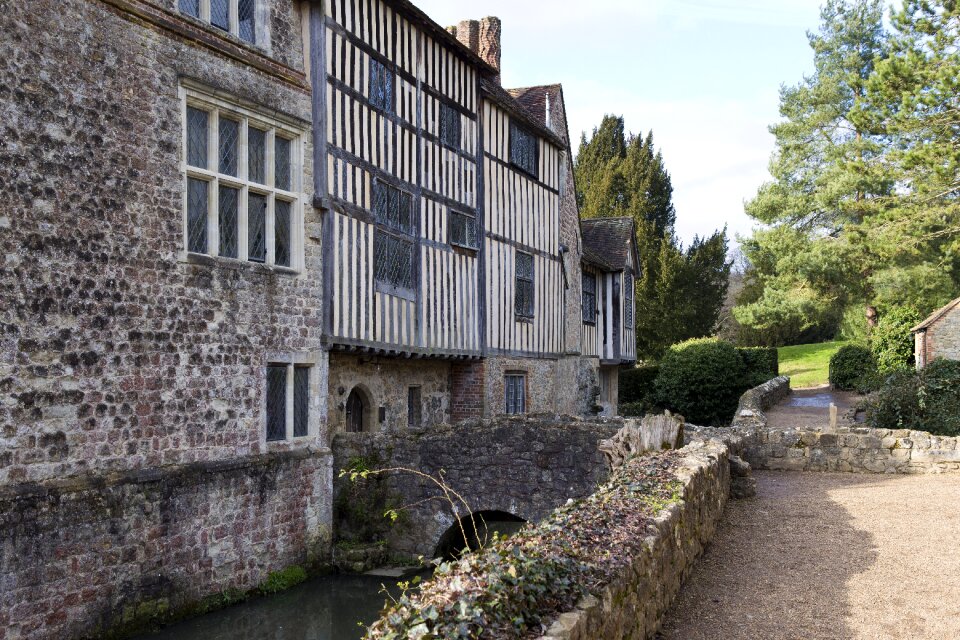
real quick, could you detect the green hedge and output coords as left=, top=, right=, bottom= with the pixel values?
left=619, top=364, right=659, bottom=405
left=872, top=307, right=922, bottom=374
left=829, top=344, right=877, bottom=391
left=738, top=347, right=779, bottom=387
left=654, top=338, right=746, bottom=426
left=867, top=358, right=960, bottom=436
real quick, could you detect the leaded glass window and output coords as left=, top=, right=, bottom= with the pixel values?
left=582, top=273, right=597, bottom=324
left=182, top=88, right=302, bottom=269
left=218, top=186, right=239, bottom=258
left=505, top=374, right=526, bottom=415
left=275, top=200, right=291, bottom=268
left=218, top=117, right=239, bottom=176
left=275, top=136, right=291, bottom=191
left=515, top=252, right=534, bottom=318
left=266, top=365, right=286, bottom=442
left=375, top=233, right=415, bottom=292
left=369, top=59, right=394, bottom=114
left=373, top=180, right=415, bottom=235
left=624, top=275, right=635, bottom=329
left=248, top=127, right=266, bottom=184
left=178, top=0, right=256, bottom=44
left=187, top=178, right=208, bottom=254
left=186, top=107, right=208, bottom=168
left=294, top=367, right=310, bottom=438
left=448, top=210, right=478, bottom=249
left=509, top=121, right=538, bottom=177
left=439, top=102, right=461, bottom=150
left=248, top=193, right=267, bottom=263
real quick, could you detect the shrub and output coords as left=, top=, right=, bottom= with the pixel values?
left=917, top=359, right=960, bottom=436
left=829, top=344, right=877, bottom=391
left=865, top=370, right=922, bottom=429
left=619, top=364, right=659, bottom=405
left=619, top=401, right=648, bottom=417
left=654, top=338, right=745, bottom=426
left=872, top=307, right=922, bottom=374
left=738, top=347, right=779, bottom=387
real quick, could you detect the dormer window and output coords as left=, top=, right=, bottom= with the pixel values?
left=179, top=0, right=257, bottom=44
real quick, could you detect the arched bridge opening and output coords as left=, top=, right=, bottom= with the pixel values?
left=434, top=511, right=527, bottom=560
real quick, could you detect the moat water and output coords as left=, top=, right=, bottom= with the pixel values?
left=135, top=573, right=406, bottom=640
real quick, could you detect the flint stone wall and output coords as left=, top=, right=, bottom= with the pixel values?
left=0, top=450, right=332, bottom=640
left=538, top=439, right=731, bottom=640
left=332, top=416, right=620, bottom=557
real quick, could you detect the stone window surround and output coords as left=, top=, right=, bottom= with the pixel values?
left=264, top=352, right=324, bottom=445
left=179, top=82, right=307, bottom=273
left=504, top=371, right=527, bottom=415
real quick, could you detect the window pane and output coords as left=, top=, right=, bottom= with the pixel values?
left=407, top=387, right=421, bottom=428
left=516, top=252, right=534, bottom=279
left=375, top=233, right=414, bottom=291
left=187, top=178, right=208, bottom=254
left=210, top=0, right=230, bottom=30
left=178, top=0, right=199, bottom=17
left=275, top=199, right=291, bottom=267
left=248, top=193, right=267, bottom=262
left=266, top=365, right=287, bottom=442
left=510, top=122, right=538, bottom=177
left=218, top=186, right=239, bottom=258
left=248, top=127, right=266, bottom=184
left=186, top=106, right=208, bottom=168
left=369, top=59, right=394, bottom=114
left=440, top=103, right=461, bottom=149
left=275, top=136, right=291, bottom=191
left=218, top=117, right=239, bottom=176
left=294, top=367, right=309, bottom=438
left=238, top=0, right=256, bottom=43
left=449, top=211, right=477, bottom=249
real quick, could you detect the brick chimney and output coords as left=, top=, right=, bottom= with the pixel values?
left=447, top=16, right=502, bottom=84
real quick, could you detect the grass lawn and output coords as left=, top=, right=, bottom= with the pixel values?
left=778, top=341, right=848, bottom=388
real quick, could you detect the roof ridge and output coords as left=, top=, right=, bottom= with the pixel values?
left=912, top=296, right=960, bottom=332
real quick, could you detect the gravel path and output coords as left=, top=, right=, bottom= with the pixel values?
left=765, top=386, right=860, bottom=430
left=658, top=471, right=960, bottom=639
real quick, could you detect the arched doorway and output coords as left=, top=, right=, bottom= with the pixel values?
left=345, top=388, right=366, bottom=433
left=434, top=511, right=527, bottom=559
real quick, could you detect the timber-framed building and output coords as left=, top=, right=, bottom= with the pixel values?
left=0, top=1, right=637, bottom=637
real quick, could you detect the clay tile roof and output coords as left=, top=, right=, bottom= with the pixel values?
left=581, top=217, right=637, bottom=272
left=480, top=78, right=566, bottom=148
left=912, top=296, right=960, bottom=332
left=506, top=84, right=561, bottom=128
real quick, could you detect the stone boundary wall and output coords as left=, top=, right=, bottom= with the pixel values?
left=732, top=375, right=792, bottom=430
left=537, top=439, right=730, bottom=640
left=0, top=450, right=332, bottom=640
left=744, top=426, right=960, bottom=474
left=333, top=415, right=620, bottom=557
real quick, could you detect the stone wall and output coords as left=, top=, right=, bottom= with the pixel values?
left=744, top=426, right=960, bottom=474
left=0, top=450, right=332, bottom=640
left=922, top=305, right=960, bottom=365
left=332, top=416, right=620, bottom=556
left=450, top=360, right=485, bottom=422
left=483, top=355, right=600, bottom=418
left=326, top=353, right=451, bottom=434
left=538, top=440, right=730, bottom=640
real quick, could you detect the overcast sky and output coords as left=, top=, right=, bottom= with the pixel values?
left=414, top=0, right=826, bottom=247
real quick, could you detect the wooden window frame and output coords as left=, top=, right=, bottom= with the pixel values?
left=582, top=272, right=597, bottom=325
left=509, top=120, right=539, bottom=179
left=439, top=102, right=461, bottom=151
left=180, top=85, right=306, bottom=272
left=504, top=372, right=527, bottom=415
left=515, top=251, right=535, bottom=320
left=624, top=274, right=635, bottom=330
left=448, top=209, right=479, bottom=251
left=368, top=58, right=396, bottom=115
left=178, top=0, right=258, bottom=44
left=265, top=361, right=314, bottom=443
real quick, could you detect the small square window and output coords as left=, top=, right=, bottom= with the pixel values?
left=369, top=59, right=395, bottom=114
left=448, top=210, right=478, bottom=250
left=373, top=180, right=416, bottom=236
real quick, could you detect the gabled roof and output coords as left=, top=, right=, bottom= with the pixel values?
left=507, top=84, right=574, bottom=149
left=912, top=296, right=960, bottom=332
left=580, top=217, right=639, bottom=273
left=480, top=79, right=566, bottom=149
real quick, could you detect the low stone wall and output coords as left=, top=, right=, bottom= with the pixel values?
left=537, top=440, right=730, bottom=640
left=0, top=450, right=332, bottom=640
left=332, top=415, right=620, bottom=557
left=732, top=375, right=791, bottom=429
left=745, top=426, right=960, bottom=474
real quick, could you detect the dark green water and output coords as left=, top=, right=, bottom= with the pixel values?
left=135, top=574, right=402, bottom=640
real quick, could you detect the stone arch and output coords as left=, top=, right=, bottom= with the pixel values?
left=345, top=384, right=376, bottom=433
left=434, top=510, right=527, bottom=559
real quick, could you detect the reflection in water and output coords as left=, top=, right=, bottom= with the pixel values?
left=786, top=393, right=835, bottom=408
left=135, top=574, right=402, bottom=640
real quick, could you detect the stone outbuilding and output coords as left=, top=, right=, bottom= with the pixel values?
left=912, top=297, right=960, bottom=369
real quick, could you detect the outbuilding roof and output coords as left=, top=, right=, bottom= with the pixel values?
left=581, top=217, right=639, bottom=273
left=912, top=296, right=960, bottom=332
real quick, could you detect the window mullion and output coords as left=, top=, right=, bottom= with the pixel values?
left=201, top=0, right=210, bottom=22
left=266, top=194, right=276, bottom=265
left=266, top=129, right=276, bottom=189
left=239, top=185, right=249, bottom=261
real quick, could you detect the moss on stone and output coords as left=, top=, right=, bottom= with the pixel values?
left=258, top=565, right=308, bottom=594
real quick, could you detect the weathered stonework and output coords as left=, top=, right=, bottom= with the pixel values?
left=914, top=298, right=960, bottom=368
left=332, top=416, right=620, bottom=557
left=483, top=355, right=600, bottom=417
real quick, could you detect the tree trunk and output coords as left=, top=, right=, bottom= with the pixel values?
left=866, top=304, right=878, bottom=329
